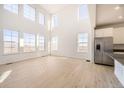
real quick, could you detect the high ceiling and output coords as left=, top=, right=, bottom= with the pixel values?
left=40, top=4, right=70, bottom=14
left=40, top=4, right=124, bottom=27
left=96, top=4, right=124, bottom=27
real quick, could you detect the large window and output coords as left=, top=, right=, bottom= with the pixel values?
left=3, top=29, right=19, bottom=54
left=24, top=33, right=35, bottom=52
left=23, top=5, right=35, bottom=21
left=51, top=36, right=58, bottom=51
left=39, top=13, right=45, bottom=25
left=51, top=15, right=58, bottom=28
left=4, top=4, right=18, bottom=14
left=39, top=36, right=45, bottom=51
left=77, top=33, right=88, bottom=52
left=78, top=5, right=89, bottom=20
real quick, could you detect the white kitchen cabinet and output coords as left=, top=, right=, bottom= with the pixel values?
left=113, top=27, right=124, bottom=44
left=95, top=28, right=113, bottom=37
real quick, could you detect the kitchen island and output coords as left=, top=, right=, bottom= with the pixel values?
left=105, top=52, right=124, bottom=86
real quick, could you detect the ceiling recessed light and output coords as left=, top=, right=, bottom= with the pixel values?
left=118, top=16, right=123, bottom=19
left=115, top=6, right=120, bottom=10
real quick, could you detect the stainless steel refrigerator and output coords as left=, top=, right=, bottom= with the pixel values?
left=94, top=37, right=114, bottom=66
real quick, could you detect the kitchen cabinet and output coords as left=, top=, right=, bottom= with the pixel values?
left=95, top=28, right=113, bottom=37
left=113, top=27, right=124, bottom=44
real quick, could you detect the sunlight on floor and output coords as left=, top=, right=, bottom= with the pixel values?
left=0, top=70, right=12, bottom=83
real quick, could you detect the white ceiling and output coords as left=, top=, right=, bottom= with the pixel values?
left=40, top=4, right=124, bottom=27
left=96, top=4, right=124, bottom=26
left=40, top=4, right=70, bottom=14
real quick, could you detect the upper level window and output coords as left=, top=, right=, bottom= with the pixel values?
left=24, top=33, right=35, bottom=52
left=3, top=29, right=19, bottom=54
left=23, top=5, right=35, bottom=21
left=51, top=36, right=58, bottom=51
left=4, top=4, right=18, bottom=14
left=39, top=13, right=45, bottom=25
left=78, top=5, right=89, bottom=20
left=51, top=15, right=58, bottom=28
left=77, top=33, right=88, bottom=52
left=39, top=36, right=45, bottom=51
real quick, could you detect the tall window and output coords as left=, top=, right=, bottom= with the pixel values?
left=39, top=13, right=45, bottom=25
left=24, top=33, right=35, bottom=52
left=3, top=29, right=19, bottom=54
left=52, top=15, right=58, bottom=28
left=77, top=33, right=88, bottom=52
left=78, top=5, right=89, bottom=20
left=51, top=36, right=58, bottom=51
left=4, top=4, right=18, bottom=14
left=39, top=36, right=45, bottom=51
left=23, top=5, right=35, bottom=21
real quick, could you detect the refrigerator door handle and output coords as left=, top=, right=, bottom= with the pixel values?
left=96, top=44, right=101, bottom=51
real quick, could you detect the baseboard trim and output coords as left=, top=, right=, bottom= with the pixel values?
left=0, top=55, right=49, bottom=66
left=50, top=54, right=90, bottom=61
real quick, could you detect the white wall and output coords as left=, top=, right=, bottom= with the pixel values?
left=87, top=5, right=96, bottom=62
left=0, top=4, right=50, bottom=65
left=51, top=5, right=96, bottom=60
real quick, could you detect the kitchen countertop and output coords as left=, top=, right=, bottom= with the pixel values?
left=105, top=52, right=124, bottom=66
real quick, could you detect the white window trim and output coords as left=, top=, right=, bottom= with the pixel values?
left=51, top=15, right=58, bottom=29
left=38, top=36, right=45, bottom=51
left=51, top=36, right=58, bottom=51
left=39, top=12, right=45, bottom=25
left=3, top=29, right=19, bottom=55
left=78, top=4, right=89, bottom=21
left=23, top=33, right=36, bottom=53
left=3, top=4, right=19, bottom=15
left=23, top=4, right=36, bottom=21
left=77, top=32, right=88, bottom=53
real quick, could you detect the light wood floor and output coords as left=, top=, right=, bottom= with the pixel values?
left=0, top=56, right=123, bottom=88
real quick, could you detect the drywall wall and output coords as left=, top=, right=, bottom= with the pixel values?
left=88, top=4, right=96, bottom=62
left=51, top=5, right=96, bottom=60
left=0, top=4, right=50, bottom=65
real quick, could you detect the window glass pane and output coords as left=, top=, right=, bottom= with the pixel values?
left=4, top=48, right=11, bottom=54
left=3, top=29, right=18, bottom=54
left=11, top=48, right=18, bottom=53
left=24, top=33, right=35, bottom=52
left=4, top=35, right=11, bottom=41
left=77, top=33, right=88, bottom=52
left=52, top=15, right=58, bottom=28
left=39, top=13, right=45, bottom=25
left=39, top=36, right=45, bottom=51
left=51, top=36, right=58, bottom=51
left=79, top=5, right=89, bottom=19
left=78, top=33, right=88, bottom=42
left=23, top=5, right=35, bottom=21
left=4, top=4, right=18, bottom=14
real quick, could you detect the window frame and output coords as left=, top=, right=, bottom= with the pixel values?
left=23, top=4, right=36, bottom=21
left=3, top=29, right=19, bottom=55
left=3, top=4, right=19, bottom=15
left=23, top=33, right=36, bottom=53
left=77, top=32, right=88, bottom=53
left=39, top=12, right=45, bottom=25
left=38, top=36, right=45, bottom=51
left=51, top=15, right=58, bottom=28
left=51, top=36, right=58, bottom=51
left=78, top=4, right=89, bottom=20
